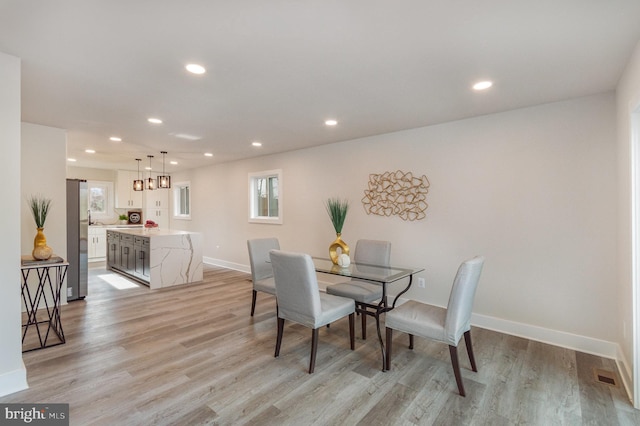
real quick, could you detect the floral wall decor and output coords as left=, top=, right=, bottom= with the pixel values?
left=361, top=170, right=430, bottom=221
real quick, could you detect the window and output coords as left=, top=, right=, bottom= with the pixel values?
left=173, top=181, right=191, bottom=220
left=87, top=180, right=113, bottom=220
left=249, top=169, right=282, bottom=224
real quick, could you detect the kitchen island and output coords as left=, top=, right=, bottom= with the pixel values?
left=106, top=228, right=203, bottom=289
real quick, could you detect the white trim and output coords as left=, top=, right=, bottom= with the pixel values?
left=172, top=181, right=191, bottom=220
left=471, top=312, right=618, bottom=359
left=631, top=100, right=640, bottom=408
left=248, top=169, right=283, bottom=225
left=203, top=256, right=249, bottom=274
left=618, top=344, right=634, bottom=404
left=87, top=180, right=114, bottom=220
left=0, top=362, right=28, bottom=397
left=389, top=297, right=619, bottom=359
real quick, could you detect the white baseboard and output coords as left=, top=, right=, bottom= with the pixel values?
left=471, top=312, right=634, bottom=404
left=0, top=362, right=28, bottom=397
left=203, top=257, right=249, bottom=274
left=471, top=312, right=618, bottom=359
left=616, top=345, right=634, bottom=405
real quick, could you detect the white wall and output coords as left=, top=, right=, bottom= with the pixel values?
left=172, top=93, right=617, bottom=353
left=616, top=39, right=640, bottom=406
left=0, top=52, right=27, bottom=397
left=21, top=123, right=67, bottom=262
left=67, top=166, right=117, bottom=183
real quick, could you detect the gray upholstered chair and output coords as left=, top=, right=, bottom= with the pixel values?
left=247, top=238, right=280, bottom=316
left=385, top=256, right=484, bottom=397
left=269, top=249, right=355, bottom=373
left=326, top=239, right=391, bottom=339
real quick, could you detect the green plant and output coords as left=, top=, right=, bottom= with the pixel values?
left=28, top=195, right=52, bottom=228
left=325, top=197, right=349, bottom=234
left=119, top=214, right=128, bottom=220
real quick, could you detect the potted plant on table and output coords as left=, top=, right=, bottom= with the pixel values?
left=118, top=214, right=129, bottom=225
left=325, top=197, right=350, bottom=265
left=28, top=195, right=53, bottom=260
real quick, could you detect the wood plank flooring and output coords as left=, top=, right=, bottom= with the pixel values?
left=2, top=263, right=639, bottom=425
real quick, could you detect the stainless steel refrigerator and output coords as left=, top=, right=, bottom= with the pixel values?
left=66, top=179, right=88, bottom=300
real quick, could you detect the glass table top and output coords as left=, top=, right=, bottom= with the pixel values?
left=312, top=257, right=424, bottom=284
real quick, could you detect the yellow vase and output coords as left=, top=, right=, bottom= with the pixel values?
left=32, top=227, right=53, bottom=260
left=329, top=233, right=350, bottom=265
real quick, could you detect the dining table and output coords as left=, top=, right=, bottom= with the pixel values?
left=312, top=257, right=424, bottom=371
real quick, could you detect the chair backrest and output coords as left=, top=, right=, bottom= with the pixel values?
left=353, top=239, right=391, bottom=266
left=444, top=256, right=485, bottom=345
left=269, top=250, right=321, bottom=328
left=247, top=238, right=280, bottom=284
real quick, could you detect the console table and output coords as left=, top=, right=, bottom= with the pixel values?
left=21, top=255, right=68, bottom=352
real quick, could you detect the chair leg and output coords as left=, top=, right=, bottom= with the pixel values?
left=385, top=327, right=393, bottom=371
left=349, top=313, right=355, bottom=350
left=409, top=334, right=414, bottom=349
left=360, top=304, right=367, bottom=340
left=275, top=318, right=284, bottom=357
left=251, top=290, right=257, bottom=316
left=464, top=330, right=478, bottom=372
left=449, top=345, right=466, bottom=397
left=309, top=328, right=319, bottom=374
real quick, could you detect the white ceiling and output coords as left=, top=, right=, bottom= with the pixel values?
left=1, top=1, right=639, bottom=173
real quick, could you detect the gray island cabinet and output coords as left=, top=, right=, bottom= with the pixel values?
left=107, top=229, right=203, bottom=289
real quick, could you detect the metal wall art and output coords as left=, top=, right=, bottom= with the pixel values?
left=361, top=170, right=430, bottom=221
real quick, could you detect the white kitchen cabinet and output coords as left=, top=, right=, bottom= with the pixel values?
left=144, top=208, right=169, bottom=229
left=88, top=227, right=107, bottom=261
left=116, top=170, right=143, bottom=209
left=144, top=186, right=169, bottom=209
left=143, top=187, right=170, bottom=228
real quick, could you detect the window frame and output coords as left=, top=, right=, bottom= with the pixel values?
left=87, top=180, right=114, bottom=220
left=248, top=169, right=283, bottom=225
left=172, top=181, right=191, bottom=220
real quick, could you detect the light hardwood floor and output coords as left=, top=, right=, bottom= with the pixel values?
left=3, top=263, right=639, bottom=425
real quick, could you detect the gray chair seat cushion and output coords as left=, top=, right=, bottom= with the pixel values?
left=316, top=292, right=355, bottom=328
left=326, top=279, right=383, bottom=303
left=253, top=277, right=276, bottom=294
left=385, top=300, right=450, bottom=344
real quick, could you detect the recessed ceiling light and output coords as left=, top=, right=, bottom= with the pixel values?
left=204, top=152, right=213, bottom=157
left=109, top=136, right=122, bottom=142
left=325, top=119, right=338, bottom=126
left=67, top=158, right=77, bottom=162
left=252, top=141, right=262, bottom=147
left=170, top=161, right=178, bottom=165
left=472, top=81, right=493, bottom=91
left=145, top=166, right=152, bottom=170
left=148, top=118, right=163, bottom=124
left=186, top=63, right=206, bottom=74
left=170, top=133, right=202, bottom=141
left=85, top=149, right=95, bottom=154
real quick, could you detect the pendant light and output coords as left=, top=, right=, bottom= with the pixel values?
left=145, top=155, right=156, bottom=190
left=157, top=151, right=171, bottom=189
left=133, top=159, right=144, bottom=191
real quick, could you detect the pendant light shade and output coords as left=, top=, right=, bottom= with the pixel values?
left=133, top=158, right=144, bottom=191
left=157, top=151, right=171, bottom=189
left=146, top=155, right=156, bottom=190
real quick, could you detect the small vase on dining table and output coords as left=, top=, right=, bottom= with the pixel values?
left=329, top=233, right=350, bottom=265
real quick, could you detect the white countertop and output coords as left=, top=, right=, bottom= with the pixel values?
left=107, top=228, right=201, bottom=237
left=90, top=224, right=143, bottom=228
